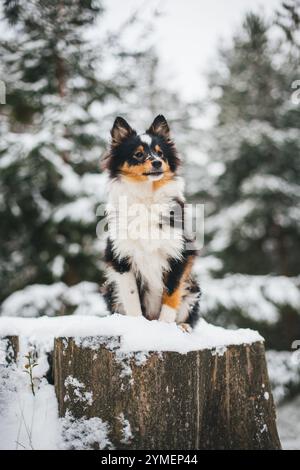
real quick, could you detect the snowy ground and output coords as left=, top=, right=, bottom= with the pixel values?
left=0, top=339, right=59, bottom=450
left=277, top=396, right=300, bottom=450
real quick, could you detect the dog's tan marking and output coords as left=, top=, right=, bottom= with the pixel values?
left=152, top=162, right=173, bottom=190
left=121, top=159, right=174, bottom=187
left=152, top=172, right=174, bottom=190
left=162, top=256, right=194, bottom=311
left=162, top=286, right=182, bottom=309
left=155, top=144, right=162, bottom=153
left=120, top=161, right=152, bottom=182
left=135, top=145, right=144, bottom=153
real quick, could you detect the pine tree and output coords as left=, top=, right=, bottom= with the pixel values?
left=276, top=0, right=300, bottom=53
left=0, top=0, right=147, bottom=302
left=207, top=13, right=300, bottom=277
left=199, top=14, right=300, bottom=392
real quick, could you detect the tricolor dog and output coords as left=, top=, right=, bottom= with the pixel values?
left=102, top=115, right=201, bottom=331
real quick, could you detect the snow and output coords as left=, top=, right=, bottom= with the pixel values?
left=52, top=172, right=108, bottom=224
left=60, top=412, right=112, bottom=450
left=0, top=283, right=67, bottom=318
left=119, top=412, right=133, bottom=444
left=0, top=282, right=107, bottom=318
left=0, top=338, right=59, bottom=450
left=0, top=314, right=263, bottom=354
left=277, top=395, right=300, bottom=450
left=0, top=378, right=59, bottom=450
left=80, top=173, right=108, bottom=200
left=64, top=376, right=93, bottom=407
left=40, top=147, right=107, bottom=201
left=212, top=121, right=300, bottom=163
left=51, top=256, right=64, bottom=278
left=241, top=174, right=300, bottom=199
left=206, top=199, right=257, bottom=251
left=266, top=350, right=300, bottom=404
left=200, top=274, right=300, bottom=324
left=53, top=197, right=96, bottom=224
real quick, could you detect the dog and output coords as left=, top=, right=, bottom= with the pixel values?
left=102, top=115, right=201, bottom=331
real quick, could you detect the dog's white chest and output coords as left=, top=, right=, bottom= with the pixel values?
left=106, top=178, right=184, bottom=302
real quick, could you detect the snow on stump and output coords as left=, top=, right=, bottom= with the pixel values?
left=53, top=317, right=281, bottom=450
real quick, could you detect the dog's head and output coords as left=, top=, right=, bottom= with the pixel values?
left=104, top=115, right=180, bottom=182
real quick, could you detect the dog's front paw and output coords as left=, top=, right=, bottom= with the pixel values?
left=159, top=304, right=176, bottom=323
left=178, top=323, right=192, bottom=334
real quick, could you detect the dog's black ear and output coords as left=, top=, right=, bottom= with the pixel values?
left=111, top=117, right=136, bottom=145
left=147, top=115, right=170, bottom=140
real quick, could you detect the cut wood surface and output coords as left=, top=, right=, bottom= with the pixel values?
left=54, top=335, right=281, bottom=450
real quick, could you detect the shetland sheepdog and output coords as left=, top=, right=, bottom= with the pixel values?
left=102, top=115, right=200, bottom=331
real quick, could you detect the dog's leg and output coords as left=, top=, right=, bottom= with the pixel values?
left=113, top=271, right=143, bottom=317
left=159, top=286, right=183, bottom=323
left=105, top=238, right=142, bottom=317
left=159, top=252, right=193, bottom=323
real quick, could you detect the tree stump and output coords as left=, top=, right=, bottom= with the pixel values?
left=1, top=335, right=19, bottom=364
left=54, top=336, right=281, bottom=450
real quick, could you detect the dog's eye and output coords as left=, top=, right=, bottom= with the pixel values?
left=156, top=150, right=163, bottom=157
left=134, top=152, right=144, bottom=159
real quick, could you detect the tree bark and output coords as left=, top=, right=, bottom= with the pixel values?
left=2, top=335, right=19, bottom=364
left=54, top=336, right=281, bottom=450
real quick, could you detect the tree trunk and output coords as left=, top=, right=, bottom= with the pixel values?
left=54, top=336, right=281, bottom=450
left=2, top=335, right=19, bottom=364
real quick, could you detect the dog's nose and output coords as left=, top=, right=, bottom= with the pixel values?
left=152, top=160, right=162, bottom=169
